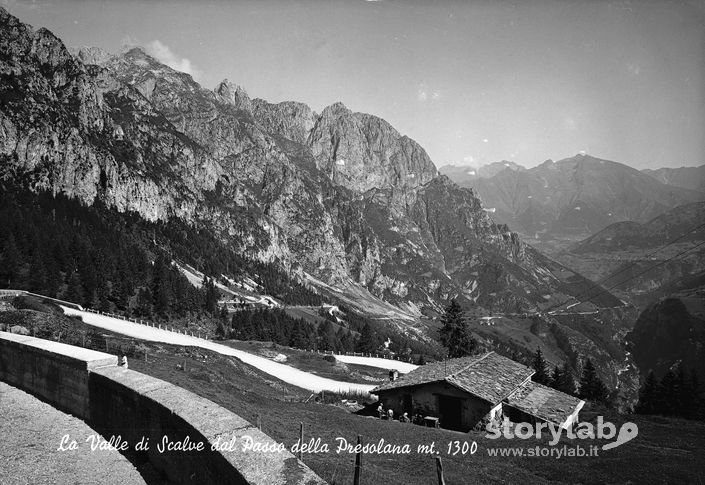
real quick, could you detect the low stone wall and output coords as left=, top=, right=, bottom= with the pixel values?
left=0, top=331, right=325, bottom=484
left=0, top=332, right=116, bottom=417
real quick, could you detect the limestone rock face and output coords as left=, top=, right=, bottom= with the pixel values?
left=214, top=79, right=252, bottom=113
left=0, top=9, right=218, bottom=223
left=308, top=102, right=437, bottom=197
left=72, top=46, right=113, bottom=66
left=252, top=99, right=315, bottom=145
left=0, top=6, right=612, bottom=323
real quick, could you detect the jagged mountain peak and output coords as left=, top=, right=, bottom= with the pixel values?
left=117, top=46, right=197, bottom=84
left=308, top=102, right=437, bottom=194
left=123, top=46, right=152, bottom=60
left=319, top=101, right=351, bottom=117
left=0, top=9, right=75, bottom=75
left=0, top=6, right=616, bottom=317
left=72, top=46, right=113, bottom=66
left=214, top=78, right=252, bottom=111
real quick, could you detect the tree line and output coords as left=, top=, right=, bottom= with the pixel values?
left=531, top=347, right=610, bottom=404
left=227, top=308, right=357, bottom=352
left=0, top=188, right=321, bottom=322
left=635, top=365, right=704, bottom=421
left=226, top=306, right=442, bottom=363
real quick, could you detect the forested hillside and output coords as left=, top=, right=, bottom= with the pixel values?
left=0, top=187, right=321, bottom=319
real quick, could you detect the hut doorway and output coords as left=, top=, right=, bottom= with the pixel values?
left=438, top=395, right=463, bottom=431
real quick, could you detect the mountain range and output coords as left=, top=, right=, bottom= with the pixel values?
left=0, top=7, right=623, bottom=325
left=441, top=156, right=703, bottom=245
left=642, top=165, right=705, bottom=193
left=0, top=7, right=657, bottom=404
left=437, top=160, right=525, bottom=185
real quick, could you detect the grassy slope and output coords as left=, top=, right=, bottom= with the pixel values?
left=129, top=350, right=705, bottom=485
left=2, top=308, right=704, bottom=484
left=220, top=340, right=390, bottom=384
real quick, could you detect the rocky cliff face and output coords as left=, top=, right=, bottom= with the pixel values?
left=0, top=10, right=220, bottom=223
left=307, top=103, right=438, bottom=197
left=0, top=7, right=645, bottom=404
left=1, top=7, right=623, bottom=326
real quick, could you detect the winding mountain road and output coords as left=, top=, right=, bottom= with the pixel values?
left=60, top=306, right=376, bottom=394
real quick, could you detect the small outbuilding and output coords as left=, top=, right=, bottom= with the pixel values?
left=372, top=352, right=583, bottom=431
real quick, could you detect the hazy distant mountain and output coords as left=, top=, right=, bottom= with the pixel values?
left=571, top=201, right=705, bottom=253
left=457, top=154, right=703, bottom=242
left=552, top=202, right=705, bottom=309
left=439, top=160, right=525, bottom=186
left=642, top=165, right=705, bottom=192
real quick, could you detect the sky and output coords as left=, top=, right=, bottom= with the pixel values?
left=4, top=0, right=705, bottom=170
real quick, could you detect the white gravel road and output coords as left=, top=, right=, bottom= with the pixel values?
left=332, top=354, right=417, bottom=373
left=61, top=307, right=376, bottom=394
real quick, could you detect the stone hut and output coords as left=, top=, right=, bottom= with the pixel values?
left=372, top=352, right=584, bottom=431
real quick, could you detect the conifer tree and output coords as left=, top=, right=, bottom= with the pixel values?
left=553, top=363, right=575, bottom=395
left=65, top=271, right=84, bottom=304
left=357, top=323, right=381, bottom=353
left=317, top=320, right=337, bottom=351
left=635, top=371, right=660, bottom=415
left=439, top=299, right=476, bottom=358
left=215, top=320, right=226, bottom=340
left=203, top=276, right=219, bottom=315
left=152, top=256, right=171, bottom=317
left=578, top=359, right=610, bottom=404
left=532, top=348, right=549, bottom=384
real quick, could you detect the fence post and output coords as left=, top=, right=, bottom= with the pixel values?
left=353, top=435, right=362, bottom=485
left=435, top=456, right=446, bottom=485
left=299, top=422, right=304, bottom=461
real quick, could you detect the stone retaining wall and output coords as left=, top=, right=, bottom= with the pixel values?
left=0, top=331, right=325, bottom=484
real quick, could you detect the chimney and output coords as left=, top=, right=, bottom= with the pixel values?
left=389, top=370, right=399, bottom=381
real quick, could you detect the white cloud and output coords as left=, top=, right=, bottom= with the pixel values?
left=417, top=83, right=441, bottom=102
left=144, top=40, right=201, bottom=80
left=482, top=138, right=489, bottom=143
